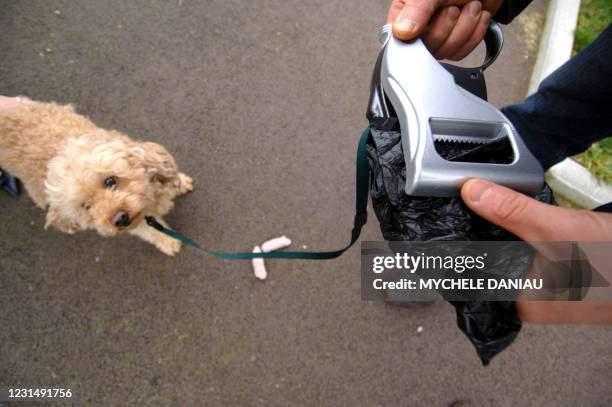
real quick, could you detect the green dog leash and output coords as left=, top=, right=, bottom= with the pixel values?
left=145, top=127, right=371, bottom=260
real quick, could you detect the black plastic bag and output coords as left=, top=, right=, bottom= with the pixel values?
left=365, top=116, right=555, bottom=365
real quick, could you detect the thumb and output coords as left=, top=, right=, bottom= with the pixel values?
left=391, top=0, right=442, bottom=41
left=460, top=179, right=612, bottom=241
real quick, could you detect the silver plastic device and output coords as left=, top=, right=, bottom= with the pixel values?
left=378, top=24, right=544, bottom=197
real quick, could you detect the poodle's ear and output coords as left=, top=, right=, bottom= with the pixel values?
left=45, top=206, right=79, bottom=234
left=130, top=141, right=178, bottom=184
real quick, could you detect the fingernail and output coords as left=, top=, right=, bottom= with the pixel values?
left=394, top=16, right=418, bottom=34
left=467, top=1, right=482, bottom=17
left=446, top=6, right=460, bottom=22
left=465, top=179, right=492, bottom=204
left=481, top=11, right=491, bottom=26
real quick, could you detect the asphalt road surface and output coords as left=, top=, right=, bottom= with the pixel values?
left=1, top=0, right=610, bottom=406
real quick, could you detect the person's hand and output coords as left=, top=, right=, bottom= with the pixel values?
left=461, top=178, right=612, bottom=324
left=461, top=179, right=612, bottom=241
left=386, top=0, right=503, bottom=60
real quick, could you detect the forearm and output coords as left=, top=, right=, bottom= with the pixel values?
left=502, top=25, right=612, bottom=170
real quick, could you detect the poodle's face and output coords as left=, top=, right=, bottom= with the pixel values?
left=44, top=132, right=157, bottom=236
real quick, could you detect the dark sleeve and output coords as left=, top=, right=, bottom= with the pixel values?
left=501, top=25, right=612, bottom=170
left=494, top=0, right=533, bottom=24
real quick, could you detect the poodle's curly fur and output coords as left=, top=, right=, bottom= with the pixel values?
left=0, top=99, right=193, bottom=255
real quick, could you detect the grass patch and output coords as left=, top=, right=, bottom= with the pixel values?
left=575, top=137, right=612, bottom=184
left=572, top=0, right=611, bottom=183
left=573, top=0, right=612, bottom=53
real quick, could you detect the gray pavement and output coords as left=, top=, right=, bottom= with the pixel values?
left=1, top=1, right=610, bottom=406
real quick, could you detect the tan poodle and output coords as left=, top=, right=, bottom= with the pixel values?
left=0, top=96, right=193, bottom=255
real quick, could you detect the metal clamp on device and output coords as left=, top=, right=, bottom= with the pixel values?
left=371, top=22, right=543, bottom=197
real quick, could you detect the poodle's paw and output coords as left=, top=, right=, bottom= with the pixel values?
left=155, top=234, right=182, bottom=256
left=178, top=173, right=194, bottom=194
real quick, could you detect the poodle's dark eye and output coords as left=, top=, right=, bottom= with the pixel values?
left=82, top=202, right=91, bottom=210
left=104, top=176, right=118, bottom=188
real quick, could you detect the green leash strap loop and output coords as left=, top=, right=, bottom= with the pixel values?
left=146, top=127, right=370, bottom=260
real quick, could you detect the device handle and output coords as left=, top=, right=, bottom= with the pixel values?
left=480, top=20, right=504, bottom=71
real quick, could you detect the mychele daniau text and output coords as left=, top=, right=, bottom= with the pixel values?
left=373, top=278, right=543, bottom=291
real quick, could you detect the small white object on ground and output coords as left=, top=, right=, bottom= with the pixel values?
left=261, top=236, right=292, bottom=253
left=416, top=326, right=424, bottom=334
left=251, top=236, right=293, bottom=280
left=251, top=246, right=267, bottom=280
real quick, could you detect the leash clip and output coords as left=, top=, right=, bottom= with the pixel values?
left=145, top=216, right=164, bottom=231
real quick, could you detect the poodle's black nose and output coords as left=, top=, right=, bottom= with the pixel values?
left=111, top=211, right=131, bottom=227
